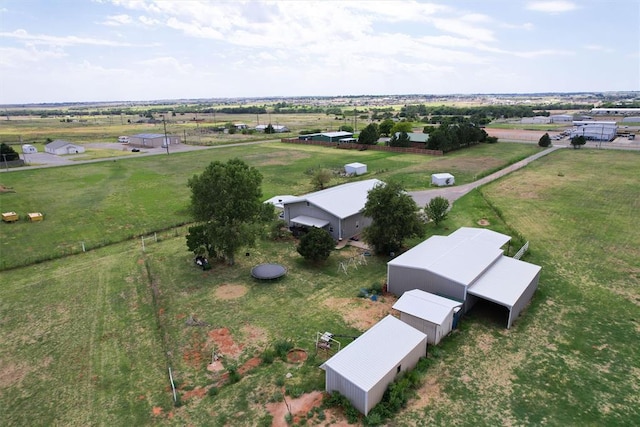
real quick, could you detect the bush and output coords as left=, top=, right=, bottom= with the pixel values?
left=226, top=365, right=241, bottom=384
left=297, top=227, right=335, bottom=263
left=274, top=340, right=294, bottom=360
left=261, top=349, right=276, bottom=364
left=208, top=386, right=218, bottom=397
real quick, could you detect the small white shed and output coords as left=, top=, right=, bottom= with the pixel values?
left=345, top=162, right=367, bottom=176
left=431, top=173, right=455, bottom=186
left=393, top=290, right=462, bottom=345
left=321, top=315, right=427, bottom=415
left=22, top=144, right=37, bottom=154
left=45, top=140, right=85, bottom=155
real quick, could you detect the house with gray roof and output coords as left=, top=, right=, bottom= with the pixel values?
left=302, top=131, right=354, bottom=143
left=282, top=179, right=383, bottom=241
left=44, top=140, right=85, bottom=155
left=387, top=227, right=541, bottom=328
left=321, top=315, right=427, bottom=416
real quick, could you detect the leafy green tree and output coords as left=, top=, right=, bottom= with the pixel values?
left=264, top=123, right=275, bottom=134
left=0, top=143, right=20, bottom=161
left=390, top=121, right=413, bottom=134
left=339, top=124, right=354, bottom=133
left=538, top=133, right=552, bottom=147
left=424, top=196, right=450, bottom=226
left=187, top=158, right=270, bottom=265
left=378, top=118, right=395, bottom=136
left=571, top=135, right=586, bottom=149
left=297, top=227, right=335, bottom=262
left=389, top=131, right=412, bottom=147
left=358, top=123, right=380, bottom=145
left=310, top=168, right=332, bottom=190
left=362, top=181, right=425, bottom=254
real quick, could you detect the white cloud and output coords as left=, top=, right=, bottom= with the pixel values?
left=136, top=56, right=194, bottom=74
left=584, top=44, right=614, bottom=53
left=526, top=1, right=578, bottom=13
left=0, top=46, right=66, bottom=67
left=102, top=14, right=133, bottom=26
left=0, top=29, right=156, bottom=47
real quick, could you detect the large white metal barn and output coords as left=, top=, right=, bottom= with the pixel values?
left=387, top=227, right=541, bottom=329
left=570, top=121, right=617, bottom=141
left=321, top=315, right=427, bottom=416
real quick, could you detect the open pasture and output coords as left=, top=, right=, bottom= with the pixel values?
left=0, top=141, right=539, bottom=269
left=1, top=148, right=638, bottom=425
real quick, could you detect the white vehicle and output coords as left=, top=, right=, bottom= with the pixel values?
left=118, top=136, right=129, bottom=143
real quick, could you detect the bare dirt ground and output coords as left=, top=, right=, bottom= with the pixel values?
left=323, top=294, right=398, bottom=331
left=214, top=283, right=248, bottom=300
left=485, top=127, right=562, bottom=143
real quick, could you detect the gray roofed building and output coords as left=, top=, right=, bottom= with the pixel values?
left=44, top=140, right=85, bottom=155
left=387, top=227, right=541, bottom=328
left=283, top=179, right=384, bottom=240
left=321, top=315, right=427, bottom=415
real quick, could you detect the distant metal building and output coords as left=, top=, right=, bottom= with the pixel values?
left=129, top=133, right=181, bottom=148
left=570, top=121, right=617, bottom=141
left=321, top=315, right=427, bottom=416
left=303, top=131, right=353, bottom=143
left=44, top=140, right=85, bottom=155
left=387, top=227, right=541, bottom=329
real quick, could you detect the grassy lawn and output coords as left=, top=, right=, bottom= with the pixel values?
left=0, top=141, right=539, bottom=270
left=1, top=146, right=638, bottom=426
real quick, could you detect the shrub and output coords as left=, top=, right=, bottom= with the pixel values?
left=226, top=365, right=241, bottom=384
left=261, top=349, right=276, bottom=364
left=274, top=340, right=294, bottom=360
left=208, top=386, right=218, bottom=397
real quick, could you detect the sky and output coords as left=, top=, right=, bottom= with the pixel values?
left=0, top=0, right=638, bottom=104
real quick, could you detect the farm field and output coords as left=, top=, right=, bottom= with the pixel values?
left=1, top=146, right=639, bottom=426
left=0, top=141, right=539, bottom=270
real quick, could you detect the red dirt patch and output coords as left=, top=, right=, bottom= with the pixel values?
left=182, top=386, right=207, bottom=401
left=286, top=348, right=308, bottom=364
left=477, top=218, right=490, bottom=226
left=238, top=356, right=262, bottom=375
left=183, top=330, right=207, bottom=368
left=208, top=327, right=243, bottom=358
left=152, top=406, right=163, bottom=416
left=267, top=391, right=326, bottom=427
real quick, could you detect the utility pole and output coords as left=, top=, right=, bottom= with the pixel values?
left=162, top=115, right=169, bottom=155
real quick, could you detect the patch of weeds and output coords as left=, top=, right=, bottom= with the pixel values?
left=261, top=349, right=276, bottom=364
left=257, top=414, right=273, bottom=427
left=285, top=385, right=304, bottom=398
left=275, top=377, right=285, bottom=387
left=207, top=386, right=218, bottom=397
left=274, top=339, right=294, bottom=360
left=284, top=412, right=293, bottom=425
left=226, top=365, right=241, bottom=384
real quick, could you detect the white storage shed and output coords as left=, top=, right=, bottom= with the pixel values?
left=345, top=162, right=367, bottom=176
left=321, top=315, right=427, bottom=416
left=431, top=173, right=455, bottom=186
left=393, top=290, right=462, bottom=345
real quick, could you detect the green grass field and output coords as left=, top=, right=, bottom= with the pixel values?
left=1, top=145, right=638, bottom=426
left=0, top=141, right=539, bottom=270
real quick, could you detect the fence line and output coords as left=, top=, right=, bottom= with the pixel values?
left=514, top=241, right=529, bottom=260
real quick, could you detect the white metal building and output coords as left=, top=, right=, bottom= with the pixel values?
left=22, top=144, right=37, bottom=154
left=591, top=108, right=640, bottom=115
left=44, top=140, right=85, bottom=155
left=345, top=162, right=367, bottom=176
left=283, top=179, right=383, bottom=241
left=321, top=315, right=427, bottom=416
left=129, top=133, right=181, bottom=148
left=570, top=121, right=617, bottom=141
left=393, top=290, right=462, bottom=345
left=387, top=227, right=541, bottom=328
left=431, top=173, right=455, bottom=186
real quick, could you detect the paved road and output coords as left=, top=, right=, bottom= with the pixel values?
left=409, top=146, right=563, bottom=206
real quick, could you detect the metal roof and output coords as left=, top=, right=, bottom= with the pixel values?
left=322, top=131, right=353, bottom=138
left=467, top=256, right=541, bottom=308
left=132, top=133, right=166, bottom=138
left=393, top=290, right=461, bottom=325
left=320, top=315, right=426, bottom=392
left=345, top=162, right=366, bottom=168
left=387, top=234, right=504, bottom=286
left=290, top=215, right=330, bottom=228
left=290, top=179, right=384, bottom=219
left=46, top=140, right=79, bottom=149
left=263, top=195, right=297, bottom=209
left=431, top=173, right=454, bottom=179
left=448, top=227, right=511, bottom=248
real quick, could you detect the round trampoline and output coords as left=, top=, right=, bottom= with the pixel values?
left=251, top=263, right=287, bottom=280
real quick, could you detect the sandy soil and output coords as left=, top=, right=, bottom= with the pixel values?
left=214, top=283, right=248, bottom=300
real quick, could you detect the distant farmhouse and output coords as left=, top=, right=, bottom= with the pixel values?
left=255, top=124, right=289, bottom=133
left=591, top=107, right=640, bottom=116
left=45, top=140, right=85, bottom=155
left=387, top=227, right=541, bottom=329
left=129, top=133, right=181, bottom=148
left=282, top=179, right=383, bottom=241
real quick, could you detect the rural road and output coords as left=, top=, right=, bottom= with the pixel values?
left=408, top=146, right=563, bottom=206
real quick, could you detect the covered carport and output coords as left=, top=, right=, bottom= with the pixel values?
left=467, top=256, right=542, bottom=329
left=289, top=215, right=330, bottom=228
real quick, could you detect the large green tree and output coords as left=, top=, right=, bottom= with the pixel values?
left=389, top=131, right=412, bottom=147
left=362, top=181, right=425, bottom=255
left=571, top=135, right=586, bottom=149
left=0, top=143, right=19, bottom=161
left=297, top=227, right=335, bottom=263
left=390, top=121, right=413, bottom=134
left=358, top=123, right=380, bottom=145
left=378, top=118, right=395, bottom=136
left=187, top=158, right=271, bottom=265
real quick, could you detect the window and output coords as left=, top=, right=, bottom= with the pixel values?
left=356, top=221, right=359, bottom=229
left=397, top=365, right=401, bottom=374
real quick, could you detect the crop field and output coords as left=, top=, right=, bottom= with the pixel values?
left=1, top=144, right=639, bottom=426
